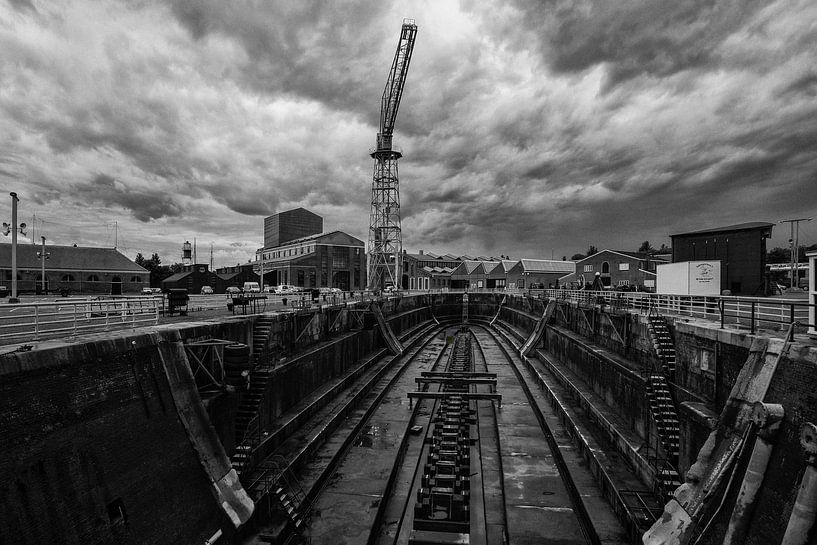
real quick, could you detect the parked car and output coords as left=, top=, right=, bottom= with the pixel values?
left=151, top=287, right=162, bottom=294
left=263, top=286, right=276, bottom=293
left=226, top=286, right=241, bottom=295
left=243, top=282, right=261, bottom=293
left=141, top=287, right=153, bottom=295
left=200, top=286, right=214, bottom=295
left=274, top=284, right=300, bottom=294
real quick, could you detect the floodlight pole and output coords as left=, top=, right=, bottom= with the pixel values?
left=10, top=192, right=19, bottom=302
left=40, top=236, right=47, bottom=294
left=780, top=217, right=813, bottom=288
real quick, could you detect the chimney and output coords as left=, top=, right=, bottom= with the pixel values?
left=419, top=250, right=424, bottom=255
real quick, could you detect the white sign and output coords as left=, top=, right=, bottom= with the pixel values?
left=657, top=261, right=722, bottom=295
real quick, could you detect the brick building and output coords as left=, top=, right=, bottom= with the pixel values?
left=560, top=250, right=667, bottom=291
left=670, top=222, right=774, bottom=295
left=263, top=208, right=322, bottom=249
left=0, top=243, right=147, bottom=295
left=402, top=251, right=461, bottom=290
left=256, top=231, right=366, bottom=291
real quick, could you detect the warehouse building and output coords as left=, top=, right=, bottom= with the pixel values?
left=670, top=222, right=774, bottom=295
left=0, top=243, right=147, bottom=295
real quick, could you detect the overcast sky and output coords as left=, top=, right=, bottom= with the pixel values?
left=1, top=0, right=816, bottom=266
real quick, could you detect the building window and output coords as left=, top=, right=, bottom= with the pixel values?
left=618, top=263, right=630, bottom=271
left=297, top=270, right=305, bottom=286
left=88, top=274, right=100, bottom=282
left=583, top=265, right=593, bottom=273
left=130, top=275, right=142, bottom=282
left=62, top=274, right=75, bottom=282
left=601, top=261, right=610, bottom=274
left=332, top=247, right=349, bottom=269
left=617, top=279, right=630, bottom=286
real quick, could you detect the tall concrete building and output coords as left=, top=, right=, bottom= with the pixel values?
left=263, top=208, right=322, bottom=249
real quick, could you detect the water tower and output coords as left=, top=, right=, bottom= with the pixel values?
left=182, top=241, right=192, bottom=266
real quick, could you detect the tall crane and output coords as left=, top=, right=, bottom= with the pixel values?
left=367, top=19, right=418, bottom=291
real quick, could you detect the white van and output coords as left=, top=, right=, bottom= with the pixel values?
left=243, top=282, right=261, bottom=293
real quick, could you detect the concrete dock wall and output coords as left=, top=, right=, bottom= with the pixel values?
left=0, top=331, right=243, bottom=545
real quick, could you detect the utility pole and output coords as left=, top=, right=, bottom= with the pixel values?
left=779, top=217, right=812, bottom=288
left=3, top=193, right=27, bottom=302
left=38, top=236, right=49, bottom=294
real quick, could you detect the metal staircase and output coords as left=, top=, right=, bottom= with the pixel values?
left=231, top=316, right=278, bottom=471
left=252, top=315, right=277, bottom=365
left=646, top=373, right=682, bottom=497
left=251, top=456, right=309, bottom=544
left=647, top=315, right=676, bottom=375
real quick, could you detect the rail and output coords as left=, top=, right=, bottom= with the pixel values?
left=0, top=296, right=160, bottom=346
left=517, top=289, right=814, bottom=336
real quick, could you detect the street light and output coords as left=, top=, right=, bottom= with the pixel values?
left=3, top=192, right=27, bottom=303
left=37, top=236, right=50, bottom=294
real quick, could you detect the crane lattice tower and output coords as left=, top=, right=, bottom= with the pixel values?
left=367, top=19, right=417, bottom=290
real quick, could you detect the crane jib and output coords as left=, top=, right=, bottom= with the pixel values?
left=378, top=22, right=418, bottom=142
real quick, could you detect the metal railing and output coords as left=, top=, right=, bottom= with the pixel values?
left=522, top=289, right=813, bottom=336
left=0, top=296, right=160, bottom=346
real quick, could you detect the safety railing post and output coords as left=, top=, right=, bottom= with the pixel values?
left=750, top=301, right=756, bottom=334
left=34, top=305, right=40, bottom=341
left=73, top=303, right=78, bottom=338
left=719, top=299, right=725, bottom=329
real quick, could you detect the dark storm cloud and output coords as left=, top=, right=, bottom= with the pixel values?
left=477, top=0, right=767, bottom=87
left=169, top=0, right=391, bottom=122
left=1, top=1, right=816, bottom=263
left=74, top=173, right=184, bottom=222
left=7, top=0, right=36, bottom=13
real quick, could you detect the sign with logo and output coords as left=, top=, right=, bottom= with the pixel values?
left=657, top=261, right=721, bottom=295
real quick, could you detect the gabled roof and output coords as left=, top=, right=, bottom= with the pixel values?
left=270, top=230, right=364, bottom=248
left=487, top=260, right=519, bottom=278
left=162, top=271, right=192, bottom=283
left=671, top=222, right=774, bottom=237
left=450, top=260, right=488, bottom=278
left=576, top=249, right=664, bottom=264
left=518, top=259, right=575, bottom=273
left=482, top=261, right=502, bottom=275
left=0, top=243, right=147, bottom=272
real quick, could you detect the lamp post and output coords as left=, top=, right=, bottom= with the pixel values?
left=37, top=236, right=50, bottom=294
left=3, top=192, right=27, bottom=303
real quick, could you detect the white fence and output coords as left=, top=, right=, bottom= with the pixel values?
left=0, top=296, right=160, bottom=347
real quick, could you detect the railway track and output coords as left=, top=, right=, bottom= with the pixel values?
left=245, top=321, right=628, bottom=545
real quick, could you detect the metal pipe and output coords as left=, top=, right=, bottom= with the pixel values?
left=203, top=529, right=222, bottom=544
left=781, top=423, right=817, bottom=545
left=723, top=402, right=784, bottom=545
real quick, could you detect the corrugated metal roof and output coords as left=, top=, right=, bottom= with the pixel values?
left=0, top=243, right=147, bottom=272
left=482, top=261, right=501, bottom=274
left=519, top=259, right=576, bottom=273
left=671, top=222, right=774, bottom=237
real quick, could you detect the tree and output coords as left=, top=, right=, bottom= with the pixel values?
left=586, top=245, right=598, bottom=257
left=767, top=247, right=789, bottom=264
left=638, top=241, right=654, bottom=253
left=571, top=253, right=585, bottom=260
